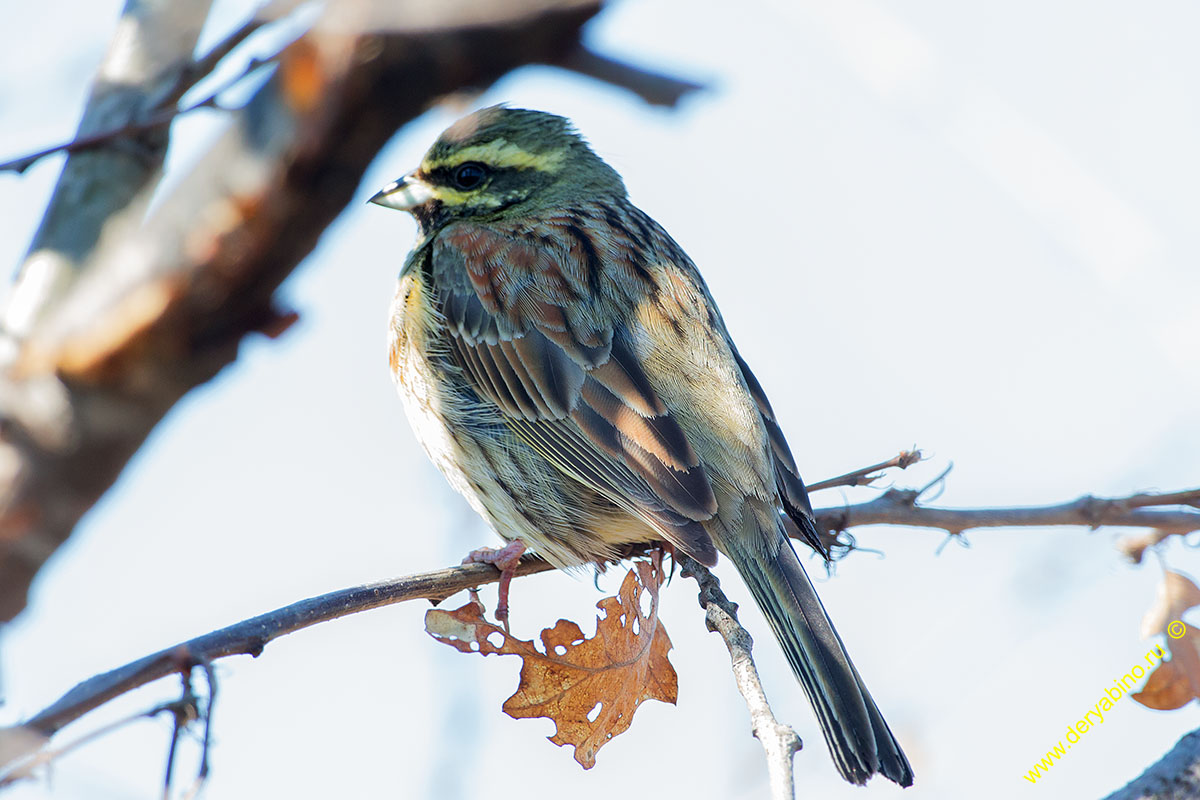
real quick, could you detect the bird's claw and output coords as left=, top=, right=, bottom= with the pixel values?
left=462, top=539, right=527, bottom=630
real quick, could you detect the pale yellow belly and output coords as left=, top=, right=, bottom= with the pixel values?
left=387, top=271, right=658, bottom=568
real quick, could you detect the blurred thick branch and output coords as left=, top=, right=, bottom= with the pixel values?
left=0, top=0, right=703, bottom=624
left=2, top=0, right=213, bottom=338
left=1101, top=729, right=1200, bottom=800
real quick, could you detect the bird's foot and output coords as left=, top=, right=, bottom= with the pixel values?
left=462, top=539, right=527, bottom=629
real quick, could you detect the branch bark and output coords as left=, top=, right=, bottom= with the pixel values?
left=2, top=0, right=213, bottom=339
left=805, top=449, right=923, bottom=493
left=554, top=46, right=706, bottom=107
left=814, top=487, right=1200, bottom=553
left=678, top=554, right=803, bottom=800
left=0, top=555, right=557, bottom=782
left=1101, top=728, right=1200, bottom=800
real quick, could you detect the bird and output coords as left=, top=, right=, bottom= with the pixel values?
left=370, top=105, right=913, bottom=787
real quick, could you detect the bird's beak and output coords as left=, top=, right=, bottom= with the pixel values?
left=368, top=172, right=433, bottom=211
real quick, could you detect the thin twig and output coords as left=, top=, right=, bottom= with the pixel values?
left=678, top=554, right=802, bottom=800
left=0, top=101, right=203, bottom=175
left=813, top=487, right=1200, bottom=552
left=0, top=56, right=273, bottom=175
left=176, top=12, right=270, bottom=100
left=0, top=0, right=301, bottom=176
left=162, top=671, right=199, bottom=800
left=0, top=554, right=559, bottom=777
left=806, top=449, right=924, bottom=493
left=0, top=694, right=199, bottom=788
left=194, top=661, right=216, bottom=793
left=1119, top=490, right=1200, bottom=511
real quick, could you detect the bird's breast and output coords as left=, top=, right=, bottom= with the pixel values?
left=388, top=270, right=480, bottom=502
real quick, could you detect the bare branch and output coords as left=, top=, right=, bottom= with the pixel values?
left=813, top=487, right=1200, bottom=553
left=5, top=437, right=1197, bottom=779
left=678, top=554, right=802, bottom=800
left=0, top=2, right=303, bottom=176
left=555, top=45, right=705, bottom=107
left=1101, top=728, right=1200, bottom=800
left=192, top=661, right=216, bottom=797
left=1118, top=489, right=1200, bottom=511
left=0, top=691, right=199, bottom=789
left=177, top=5, right=280, bottom=96
left=0, top=93, right=227, bottom=175
left=806, top=449, right=924, bottom=493
left=162, top=672, right=199, bottom=800
left=0, top=555, right=559, bottom=781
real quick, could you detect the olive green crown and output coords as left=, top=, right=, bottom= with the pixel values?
left=424, top=105, right=625, bottom=198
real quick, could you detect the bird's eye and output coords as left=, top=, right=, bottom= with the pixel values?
left=452, top=162, right=488, bottom=190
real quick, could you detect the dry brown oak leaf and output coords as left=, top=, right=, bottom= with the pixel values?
left=1134, top=570, right=1200, bottom=710
left=425, top=559, right=676, bottom=768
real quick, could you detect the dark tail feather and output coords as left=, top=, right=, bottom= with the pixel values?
left=726, top=525, right=913, bottom=787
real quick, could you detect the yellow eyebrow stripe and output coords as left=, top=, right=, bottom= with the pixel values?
left=426, top=185, right=501, bottom=207
left=423, top=139, right=566, bottom=173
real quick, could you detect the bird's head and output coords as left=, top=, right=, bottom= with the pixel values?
left=370, top=106, right=625, bottom=233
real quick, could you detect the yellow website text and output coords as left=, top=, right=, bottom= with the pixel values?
left=1024, top=643, right=1167, bottom=784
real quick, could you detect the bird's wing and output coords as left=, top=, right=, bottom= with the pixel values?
left=729, top=344, right=827, bottom=557
left=429, top=223, right=719, bottom=565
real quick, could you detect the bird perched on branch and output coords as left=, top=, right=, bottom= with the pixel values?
left=371, top=106, right=912, bottom=787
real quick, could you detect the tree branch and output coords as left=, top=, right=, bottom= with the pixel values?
left=0, top=556, right=557, bottom=782
left=813, top=487, right=1200, bottom=554
left=0, top=699, right=192, bottom=789
left=176, top=3, right=283, bottom=97
left=554, top=45, right=705, bottom=107
left=2, top=0, right=214, bottom=339
left=805, top=449, right=924, bottom=493
left=1101, top=728, right=1200, bottom=800
left=0, top=80, right=242, bottom=175
left=0, top=1, right=305, bottom=176
left=5, top=461, right=1197, bottom=781
left=678, top=554, right=802, bottom=800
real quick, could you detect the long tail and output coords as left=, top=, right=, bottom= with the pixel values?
left=723, top=517, right=913, bottom=787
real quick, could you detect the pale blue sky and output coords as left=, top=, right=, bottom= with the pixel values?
left=2, top=1, right=1198, bottom=798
